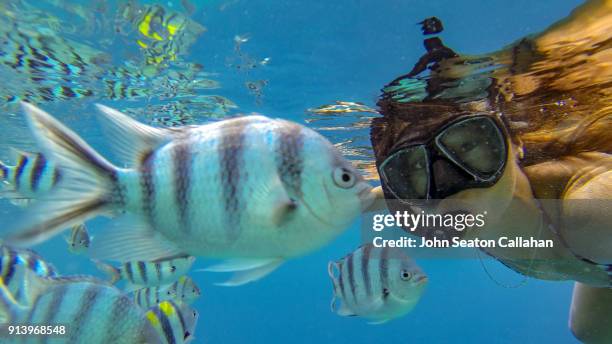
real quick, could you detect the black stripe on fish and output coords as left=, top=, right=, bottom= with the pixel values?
left=52, top=168, right=62, bottom=186
left=14, top=155, right=28, bottom=190
left=380, top=248, right=390, bottom=300
left=138, top=261, right=148, bottom=284
left=26, top=254, right=38, bottom=272
left=361, top=244, right=373, bottom=297
left=140, top=150, right=156, bottom=227
left=146, top=287, right=152, bottom=305
left=155, top=262, right=162, bottom=283
left=0, top=162, right=8, bottom=180
left=337, top=261, right=348, bottom=303
left=101, top=295, right=130, bottom=343
left=3, top=252, right=16, bottom=287
left=157, top=306, right=177, bottom=344
left=30, top=153, right=47, bottom=192
left=175, top=303, right=188, bottom=340
left=172, top=138, right=191, bottom=233
left=69, top=285, right=100, bottom=342
left=41, top=284, right=67, bottom=326
left=125, top=263, right=134, bottom=283
left=219, top=119, right=249, bottom=242
left=347, top=252, right=358, bottom=304
left=275, top=122, right=304, bottom=197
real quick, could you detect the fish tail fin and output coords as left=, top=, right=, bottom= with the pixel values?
left=93, top=260, right=121, bottom=284
left=4, top=103, right=121, bottom=247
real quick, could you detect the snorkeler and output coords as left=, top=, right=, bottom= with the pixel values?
left=369, top=1, right=611, bottom=342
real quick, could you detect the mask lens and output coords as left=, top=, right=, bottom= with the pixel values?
left=380, top=146, right=429, bottom=199
left=436, top=117, right=506, bottom=179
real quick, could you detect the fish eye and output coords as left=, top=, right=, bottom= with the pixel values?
left=171, top=266, right=176, bottom=272
left=332, top=167, right=356, bottom=189
left=400, top=269, right=412, bottom=281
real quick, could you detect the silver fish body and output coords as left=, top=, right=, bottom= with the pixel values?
left=115, top=115, right=372, bottom=259
left=133, top=276, right=201, bottom=309
left=97, top=256, right=196, bottom=287
left=0, top=273, right=164, bottom=344
left=7, top=104, right=374, bottom=281
left=0, top=151, right=61, bottom=200
left=328, top=244, right=428, bottom=324
left=0, top=245, right=57, bottom=304
left=67, top=223, right=91, bottom=254
left=145, top=300, right=199, bottom=344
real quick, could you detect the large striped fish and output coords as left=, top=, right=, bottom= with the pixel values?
left=327, top=244, right=428, bottom=324
left=133, top=276, right=201, bottom=309
left=0, top=245, right=58, bottom=304
left=6, top=103, right=374, bottom=286
left=0, top=269, right=165, bottom=343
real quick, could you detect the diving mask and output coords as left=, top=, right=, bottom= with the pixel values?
left=379, top=115, right=507, bottom=200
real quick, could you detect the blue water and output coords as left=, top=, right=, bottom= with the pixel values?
left=0, top=0, right=587, bottom=343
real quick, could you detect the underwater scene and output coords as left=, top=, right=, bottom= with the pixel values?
left=0, top=0, right=610, bottom=343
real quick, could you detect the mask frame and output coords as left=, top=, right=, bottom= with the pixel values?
left=379, top=115, right=508, bottom=201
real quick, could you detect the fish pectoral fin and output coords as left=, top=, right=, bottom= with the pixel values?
left=95, top=104, right=174, bottom=166
left=336, top=304, right=356, bottom=317
left=205, top=259, right=284, bottom=287
left=249, top=176, right=296, bottom=228
left=88, top=215, right=186, bottom=262
left=368, top=319, right=390, bottom=325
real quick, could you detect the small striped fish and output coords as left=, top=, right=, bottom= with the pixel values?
left=96, top=255, right=196, bottom=288
left=145, top=300, right=199, bottom=344
left=66, top=223, right=91, bottom=255
left=0, top=245, right=57, bottom=304
left=133, top=276, right=201, bottom=309
left=0, top=151, right=61, bottom=201
left=0, top=270, right=165, bottom=344
left=7, top=103, right=374, bottom=286
left=327, top=244, right=428, bottom=324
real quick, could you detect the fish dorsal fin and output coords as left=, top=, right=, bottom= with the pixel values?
left=88, top=215, right=186, bottom=262
left=202, top=259, right=284, bottom=287
left=95, top=104, right=174, bottom=166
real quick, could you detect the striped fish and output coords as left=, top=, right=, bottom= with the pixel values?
left=145, top=300, right=199, bottom=344
left=0, top=245, right=58, bottom=304
left=66, top=223, right=91, bottom=255
left=133, top=276, right=201, bottom=309
left=327, top=244, right=428, bottom=324
left=0, top=268, right=165, bottom=344
left=96, top=256, right=196, bottom=288
left=6, top=103, right=374, bottom=286
left=0, top=151, right=62, bottom=201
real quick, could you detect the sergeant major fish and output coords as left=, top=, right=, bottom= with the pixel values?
left=66, top=223, right=91, bottom=254
left=133, top=276, right=201, bottom=309
left=6, top=103, right=374, bottom=286
left=95, top=255, right=196, bottom=288
left=327, top=244, right=428, bottom=324
left=145, top=300, right=199, bottom=344
left=0, top=268, right=166, bottom=343
left=0, top=151, right=62, bottom=202
left=0, top=245, right=58, bottom=304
